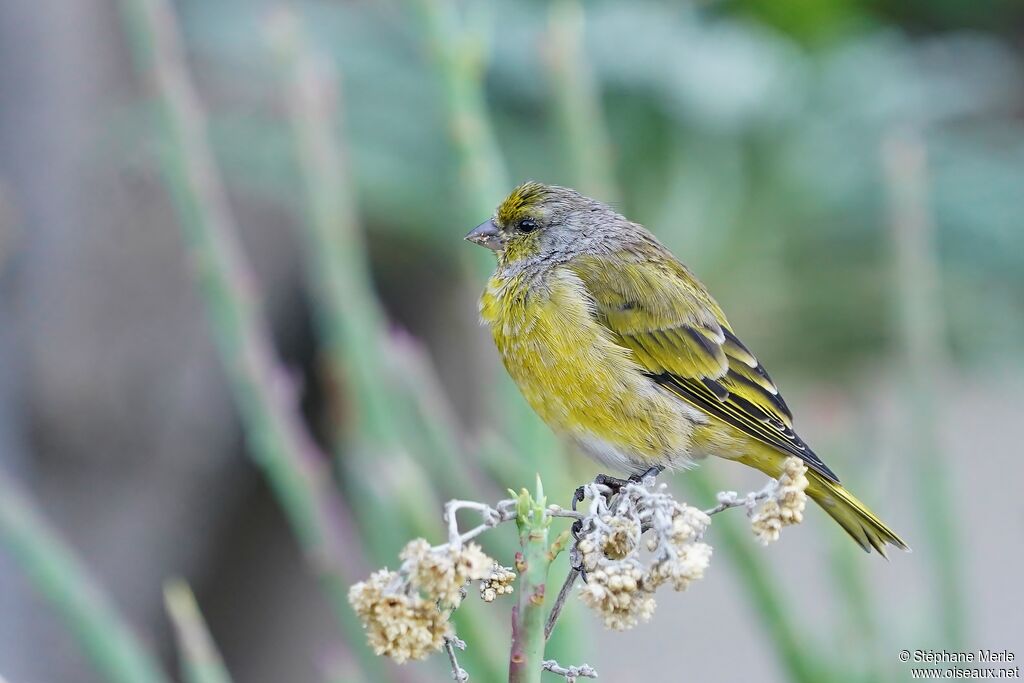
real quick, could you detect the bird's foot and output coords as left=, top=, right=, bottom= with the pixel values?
left=568, top=467, right=665, bottom=583
left=571, top=473, right=631, bottom=511
left=571, top=469, right=664, bottom=511
left=571, top=486, right=585, bottom=512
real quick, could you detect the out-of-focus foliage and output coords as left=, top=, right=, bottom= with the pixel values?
left=137, top=0, right=1024, bottom=375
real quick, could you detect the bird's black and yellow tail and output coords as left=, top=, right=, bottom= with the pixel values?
left=806, top=470, right=909, bottom=556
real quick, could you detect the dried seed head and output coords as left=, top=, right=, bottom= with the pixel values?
left=777, top=458, right=809, bottom=524
left=400, top=539, right=495, bottom=607
left=645, top=542, right=713, bottom=591
left=602, top=517, right=639, bottom=560
left=480, top=565, right=516, bottom=603
left=348, top=569, right=450, bottom=663
left=751, top=500, right=783, bottom=544
left=667, top=503, right=710, bottom=546
left=574, top=481, right=715, bottom=630
left=750, top=458, right=809, bottom=545
left=578, top=562, right=654, bottom=631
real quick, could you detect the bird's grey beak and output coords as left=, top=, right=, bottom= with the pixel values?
left=465, top=220, right=502, bottom=251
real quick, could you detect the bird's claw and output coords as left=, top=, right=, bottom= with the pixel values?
left=571, top=485, right=586, bottom=512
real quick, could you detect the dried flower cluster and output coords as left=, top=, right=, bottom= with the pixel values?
left=480, top=564, right=517, bottom=602
left=750, top=458, right=809, bottom=544
left=348, top=538, right=498, bottom=662
left=348, top=568, right=451, bottom=663
left=574, top=478, right=713, bottom=630
left=400, top=538, right=494, bottom=606
left=348, top=465, right=808, bottom=677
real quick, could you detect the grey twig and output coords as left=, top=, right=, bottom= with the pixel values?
left=544, top=567, right=580, bottom=640
left=443, top=636, right=468, bottom=682
left=115, top=0, right=386, bottom=679
left=542, top=659, right=598, bottom=682
left=442, top=499, right=516, bottom=549
left=546, top=506, right=586, bottom=521
left=703, top=484, right=775, bottom=517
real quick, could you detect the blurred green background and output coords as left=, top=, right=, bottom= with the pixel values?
left=1, top=0, right=1022, bottom=682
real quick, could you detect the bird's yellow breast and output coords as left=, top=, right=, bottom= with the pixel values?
left=480, top=266, right=696, bottom=470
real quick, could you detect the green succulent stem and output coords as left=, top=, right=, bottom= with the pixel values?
left=406, top=0, right=579, bottom=561
left=405, top=0, right=507, bottom=227
left=265, top=10, right=486, bottom=506
left=883, top=131, right=967, bottom=649
left=508, top=479, right=565, bottom=683
left=114, top=0, right=389, bottom=680
left=545, top=0, right=618, bottom=203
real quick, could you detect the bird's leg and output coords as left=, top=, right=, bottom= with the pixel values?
left=595, top=472, right=632, bottom=490
left=628, top=465, right=665, bottom=483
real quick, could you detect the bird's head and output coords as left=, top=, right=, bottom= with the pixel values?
left=465, top=181, right=615, bottom=267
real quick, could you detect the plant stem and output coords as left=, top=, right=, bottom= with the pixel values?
left=544, top=0, right=618, bottom=203
left=114, top=1, right=388, bottom=679
left=882, top=130, right=966, bottom=648
left=0, top=471, right=171, bottom=683
left=544, top=568, right=580, bottom=640
left=508, top=480, right=568, bottom=683
left=405, top=0, right=575, bottom=526
left=262, top=9, right=433, bottom=568
left=264, top=10, right=397, bottom=452
left=164, top=580, right=234, bottom=683
left=443, top=636, right=469, bottom=683
left=264, top=10, right=487, bottom=501
left=268, top=16, right=511, bottom=680
left=405, top=0, right=507, bottom=226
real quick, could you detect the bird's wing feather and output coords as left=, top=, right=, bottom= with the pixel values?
left=568, top=250, right=839, bottom=483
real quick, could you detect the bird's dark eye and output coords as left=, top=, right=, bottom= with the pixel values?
left=517, top=218, right=538, bottom=233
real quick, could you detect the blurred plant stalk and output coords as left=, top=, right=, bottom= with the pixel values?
left=114, top=0, right=387, bottom=679
left=264, top=8, right=486, bottom=504
left=164, top=580, right=234, bottom=683
left=0, top=471, right=171, bottom=683
left=823, top=436, right=886, bottom=681
left=265, top=13, right=510, bottom=679
left=405, top=0, right=508, bottom=231
left=883, top=129, right=967, bottom=648
left=405, top=0, right=574, bottom=532
left=543, top=0, right=618, bottom=204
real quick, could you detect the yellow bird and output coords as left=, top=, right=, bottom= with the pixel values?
left=467, top=181, right=907, bottom=555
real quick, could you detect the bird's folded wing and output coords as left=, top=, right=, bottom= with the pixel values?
left=567, top=252, right=839, bottom=483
